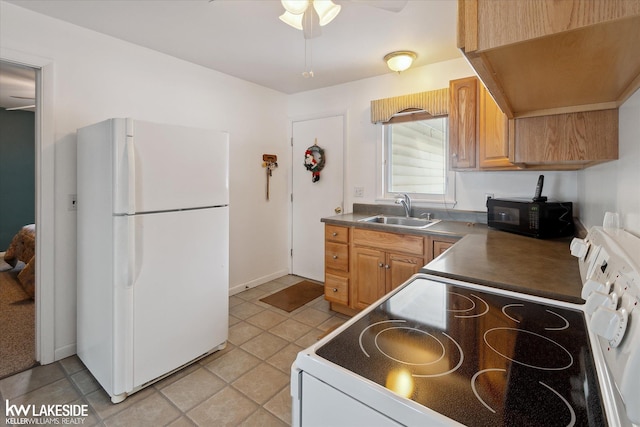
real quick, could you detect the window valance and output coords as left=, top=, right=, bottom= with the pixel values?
left=370, top=88, right=449, bottom=124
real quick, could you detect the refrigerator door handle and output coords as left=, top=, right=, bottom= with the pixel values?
left=126, top=136, right=136, bottom=215
left=127, top=216, right=136, bottom=288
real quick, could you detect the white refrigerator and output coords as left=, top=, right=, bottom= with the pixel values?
left=76, top=118, right=229, bottom=403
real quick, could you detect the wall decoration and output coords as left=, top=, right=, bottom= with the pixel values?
left=262, top=154, right=278, bottom=200
left=304, top=139, right=325, bottom=183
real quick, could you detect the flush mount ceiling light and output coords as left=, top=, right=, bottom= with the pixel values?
left=384, top=51, right=417, bottom=73
left=279, top=0, right=341, bottom=39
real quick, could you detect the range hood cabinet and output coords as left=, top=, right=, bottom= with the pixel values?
left=458, top=0, right=640, bottom=118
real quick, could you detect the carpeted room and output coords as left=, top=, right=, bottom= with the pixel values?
left=0, top=253, right=36, bottom=378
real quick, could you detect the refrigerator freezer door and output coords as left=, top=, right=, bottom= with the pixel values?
left=113, top=119, right=229, bottom=214
left=114, top=207, right=229, bottom=388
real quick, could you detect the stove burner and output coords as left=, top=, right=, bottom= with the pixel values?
left=449, top=292, right=489, bottom=318
left=484, top=327, right=574, bottom=370
left=375, top=327, right=445, bottom=366
left=472, top=369, right=577, bottom=426
left=358, top=319, right=464, bottom=378
left=502, top=304, right=570, bottom=331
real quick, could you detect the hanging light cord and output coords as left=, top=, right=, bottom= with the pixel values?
left=303, top=38, right=314, bottom=78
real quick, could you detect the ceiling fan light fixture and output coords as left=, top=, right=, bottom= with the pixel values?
left=313, top=0, right=341, bottom=26
left=281, top=0, right=310, bottom=15
left=280, top=0, right=340, bottom=31
left=279, top=10, right=304, bottom=30
left=384, top=51, right=417, bottom=72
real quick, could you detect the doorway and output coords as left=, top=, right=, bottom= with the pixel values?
left=291, top=115, right=344, bottom=282
left=0, top=60, right=37, bottom=377
left=0, top=53, right=55, bottom=370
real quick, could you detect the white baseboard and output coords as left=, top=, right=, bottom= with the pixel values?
left=229, top=268, right=290, bottom=296
left=54, top=343, right=77, bottom=362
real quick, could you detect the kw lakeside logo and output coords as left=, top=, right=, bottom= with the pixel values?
left=5, top=400, right=89, bottom=425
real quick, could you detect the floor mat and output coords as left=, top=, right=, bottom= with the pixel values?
left=260, top=280, right=324, bottom=312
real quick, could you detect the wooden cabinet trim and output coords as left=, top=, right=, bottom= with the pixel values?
left=352, top=228, right=424, bottom=256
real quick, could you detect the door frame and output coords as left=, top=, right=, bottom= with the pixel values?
left=288, top=110, right=348, bottom=277
left=2, top=49, right=56, bottom=364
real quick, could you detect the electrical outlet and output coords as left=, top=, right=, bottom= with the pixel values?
left=354, top=187, right=364, bottom=198
left=69, top=194, right=77, bottom=211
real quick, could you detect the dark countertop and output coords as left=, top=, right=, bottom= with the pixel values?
left=422, top=232, right=582, bottom=304
left=322, top=212, right=583, bottom=304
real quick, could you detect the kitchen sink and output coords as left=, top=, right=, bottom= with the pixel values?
left=358, top=215, right=441, bottom=229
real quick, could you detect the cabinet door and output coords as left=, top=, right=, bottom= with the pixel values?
left=433, top=240, right=455, bottom=259
left=352, top=246, right=385, bottom=310
left=479, top=85, right=513, bottom=169
left=513, top=110, right=618, bottom=167
left=449, top=77, right=478, bottom=169
left=386, top=253, right=423, bottom=293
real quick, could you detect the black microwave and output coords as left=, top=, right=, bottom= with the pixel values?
left=487, top=198, right=574, bottom=238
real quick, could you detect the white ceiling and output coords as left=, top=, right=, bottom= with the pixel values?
left=1, top=0, right=461, bottom=109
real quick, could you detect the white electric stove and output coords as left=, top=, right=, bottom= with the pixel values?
left=291, top=226, right=640, bottom=426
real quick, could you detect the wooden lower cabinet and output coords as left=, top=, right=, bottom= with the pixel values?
left=324, top=224, right=461, bottom=313
left=352, top=247, right=386, bottom=310
left=351, top=246, right=424, bottom=311
left=387, top=253, right=424, bottom=291
left=432, top=238, right=458, bottom=259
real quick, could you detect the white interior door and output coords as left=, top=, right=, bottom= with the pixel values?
left=292, top=115, right=344, bottom=282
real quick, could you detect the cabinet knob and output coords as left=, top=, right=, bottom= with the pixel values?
left=332, top=255, right=338, bottom=259
left=332, top=288, right=338, bottom=292
left=332, top=232, right=338, bottom=237
left=385, top=264, right=390, bottom=269
left=378, top=263, right=384, bottom=268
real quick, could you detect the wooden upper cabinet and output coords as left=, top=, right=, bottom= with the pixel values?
left=450, top=77, right=514, bottom=170
left=449, top=77, right=478, bottom=169
left=511, top=109, right=619, bottom=168
left=478, top=84, right=512, bottom=169
left=458, top=0, right=640, bottom=118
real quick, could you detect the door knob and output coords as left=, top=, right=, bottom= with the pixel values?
left=335, top=207, right=342, bottom=214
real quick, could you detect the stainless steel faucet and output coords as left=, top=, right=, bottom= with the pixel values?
left=395, top=194, right=412, bottom=217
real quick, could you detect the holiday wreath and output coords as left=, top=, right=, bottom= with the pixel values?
left=304, top=144, right=325, bottom=183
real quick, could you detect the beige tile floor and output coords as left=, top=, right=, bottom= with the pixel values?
left=0, top=275, right=349, bottom=427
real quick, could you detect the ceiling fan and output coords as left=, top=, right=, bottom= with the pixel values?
left=279, top=0, right=409, bottom=39
left=6, top=95, right=35, bottom=111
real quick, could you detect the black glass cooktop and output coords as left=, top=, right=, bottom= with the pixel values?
left=316, top=278, right=606, bottom=426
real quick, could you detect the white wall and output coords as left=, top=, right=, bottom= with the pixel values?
left=578, top=88, right=640, bottom=235
left=1, top=2, right=290, bottom=360
left=288, top=58, right=579, bottom=215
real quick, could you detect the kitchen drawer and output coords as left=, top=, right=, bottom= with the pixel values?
left=325, top=273, right=349, bottom=305
left=353, top=229, right=424, bottom=256
left=325, top=225, right=349, bottom=244
left=325, top=242, right=349, bottom=272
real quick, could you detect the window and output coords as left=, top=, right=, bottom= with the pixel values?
left=382, top=116, right=455, bottom=204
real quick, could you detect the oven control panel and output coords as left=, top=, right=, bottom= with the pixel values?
left=571, top=226, right=640, bottom=424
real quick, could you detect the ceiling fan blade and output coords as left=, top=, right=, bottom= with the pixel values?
left=6, top=105, right=36, bottom=111
left=348, top=0, right=408, bottom=12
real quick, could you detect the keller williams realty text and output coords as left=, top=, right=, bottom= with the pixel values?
left=6, top=400, right=89, bottom=424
